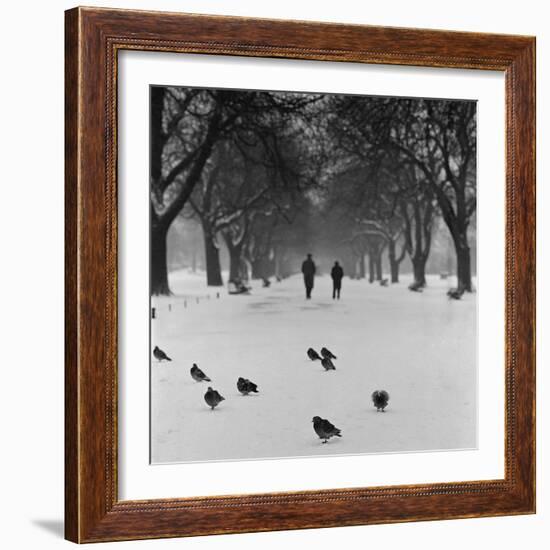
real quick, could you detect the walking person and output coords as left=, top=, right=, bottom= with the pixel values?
left=301, top=253, right=316, bottom=299
left=331, top=261, right=344, bottom=299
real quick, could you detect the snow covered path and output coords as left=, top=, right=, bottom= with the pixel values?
left=151, top=272, right=477, bottom=463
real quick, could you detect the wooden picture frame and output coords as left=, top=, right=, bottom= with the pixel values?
left=65, top=6, right=536, bottom=543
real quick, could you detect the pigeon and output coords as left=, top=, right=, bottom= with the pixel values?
left=321, top=347, right=337, bottom=360
left=307, top=348, right=322, bottom=361
left=190, top=363, right=211, bottom=382
left=312, top=416, right=342, bottom=443
left=371, top=390, right=390, bottom=412
left=153, top=346, right=171, bottom=362
left=204, top=387, right=225, bottom=410
left=380, top=278, right=389, bottom=287
left=237, top=377, right=259, bottom=395
left=321, top=357, right=336, bottom=371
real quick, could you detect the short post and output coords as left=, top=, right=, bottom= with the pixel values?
left=151, top=307, right=156, bottom=319
left=168, top=304, right=172, bottom=312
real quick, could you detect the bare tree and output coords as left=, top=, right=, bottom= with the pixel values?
left=358, top=218, right=407, bottom=283
left=151, top=87, right=322, bottom=294
left=389, top=99, right=476, bottom=290
left=150, top=87, right=242, bottom=294
left=221, top=217, right=250, bottom=282
left=188, top=142, right=273, bottom=286
left=400, top=178, right=435, bottom=288
left=326, top=95, right=475, bottom=290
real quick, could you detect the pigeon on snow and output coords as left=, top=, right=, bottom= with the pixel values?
left=190, top=363, right=211, bottom=382
left=204, top=387, right=225, bottom=410
left=371, top=390, right=390, bottom=412
left=321, top=357, right=336, bottom=371
left=237, top=377, right=259, bottom=395
left=307, top=348, right=322, bottom=361
left=153, top=346, right=172, bottom=362
left=321, top=347, right=337, bottom=360
left=312, top=416, right=342, bottom=443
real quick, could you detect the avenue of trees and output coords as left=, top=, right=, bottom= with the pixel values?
left=151, top=86, right=477, bottom=295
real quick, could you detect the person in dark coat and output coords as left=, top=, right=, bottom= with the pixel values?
left=301, top=254, right=316, bottom=299
left=331, top=261, right=344, bottom=299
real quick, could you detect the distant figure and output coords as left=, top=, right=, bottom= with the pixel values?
left=301, top=253, right=316, bottom=299
left=371, top=390, right=390, bottom=412
left=312, top=416, right=342, bottom=444
left=307, top=347, right=322, bottom=361
left=237, top=377, right=259, bottom=395
left=321, top=347, right=337, bottom=360
left=321, top=357, right=336, bottom=371
left=204, top=387, right=225, bottom=410
left=153, top=346, right=171, bottom=362
left=190, top=363, right=211, bottom=382
left=330, top=261, right=344, bottom=299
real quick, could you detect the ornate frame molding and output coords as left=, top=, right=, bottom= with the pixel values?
left=65, top=7, right=535, bottom=542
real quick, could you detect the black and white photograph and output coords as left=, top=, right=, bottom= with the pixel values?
left=149, top=85, right=477, bottom=464
left=1, top=0, right=543, bottom=547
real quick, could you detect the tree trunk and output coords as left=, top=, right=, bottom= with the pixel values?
left=251, top=259, right=263, bottom=279
left=390, top=260, right=399, bottom=283
left=151, top=220, right=171, bottom=295
left=274, top=247, right=283, bottom=280
left=150, top=87, right=165, bottom=188
left=240, top=258, right=249, bottom=281
left=149, top=89, right=171, bottom=296
left=432, top=186, right=472, bottom=292
left=228, top=244, right=245, bottom=281
left=358, top=254, right=366, bottom=279
left=368, top=253, right=375, bottom=283
left=412, top=255, right=427, bottom=288
left=375, top=252, right=383, bottom=281
left=388, top=241, right=399, bottom=283
left=401, top=197, right=433, bottom=290
left=455, top=239, right=473, bottom=291
left=203, top=224, right=223, bottom=286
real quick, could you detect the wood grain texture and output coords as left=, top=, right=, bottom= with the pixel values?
left=64, top=6, right=536, bottom=543
left=64, top=7, right=79, bottom=543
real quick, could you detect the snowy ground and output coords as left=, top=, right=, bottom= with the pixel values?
left=151, top=271, right=477, bottom=464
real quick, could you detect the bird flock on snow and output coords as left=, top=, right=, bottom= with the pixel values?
left=153, top=343, right=389, bottom=444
